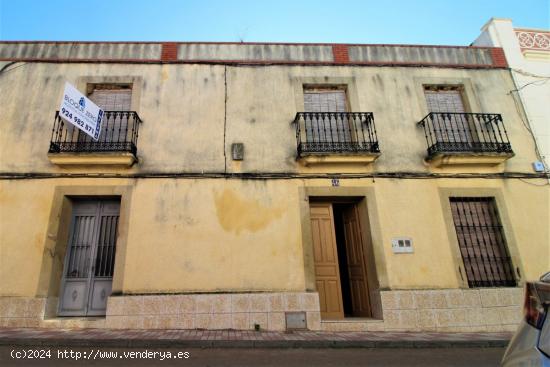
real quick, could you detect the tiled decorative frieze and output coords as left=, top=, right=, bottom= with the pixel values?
left=515, top=30, right=550, bottom=51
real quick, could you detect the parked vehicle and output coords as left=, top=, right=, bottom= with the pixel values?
left=502, top=272, right=550, bottom=366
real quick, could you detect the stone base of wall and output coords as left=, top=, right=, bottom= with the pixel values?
left=0, top=292, right=321, bottom=331
left=0, top=297, right=46, bottom=328
left=0, top=288, right=524, bottom=332
left=106, top=292, right=321, bottom=331
left=377, top=288, right=524, bottom=332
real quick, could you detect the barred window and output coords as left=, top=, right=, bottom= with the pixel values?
left=449, top=197, right=516, bottom=287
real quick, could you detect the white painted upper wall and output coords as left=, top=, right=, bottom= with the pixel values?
left=474, top=18, right=550, bottom=172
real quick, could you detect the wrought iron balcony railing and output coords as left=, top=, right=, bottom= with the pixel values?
left=295, top=112, right=380, bottom=157
left=49, top=111, right=142, bottom=156
left=417, top=112, right=513, bottom=157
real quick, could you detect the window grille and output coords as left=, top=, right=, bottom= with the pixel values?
left=450, top=197, right=516, bottom=287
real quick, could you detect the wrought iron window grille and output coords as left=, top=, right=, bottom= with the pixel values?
left=450, top=197, right=517, bottom=288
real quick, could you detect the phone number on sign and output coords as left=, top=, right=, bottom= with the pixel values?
left=61, top=107, right=94, bottom=133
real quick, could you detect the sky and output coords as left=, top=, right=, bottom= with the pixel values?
left=0, top=0, right=548, bottom=45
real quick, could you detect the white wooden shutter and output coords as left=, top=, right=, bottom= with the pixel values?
left=304, top=89, right=347, bottom=112
left=424, top=88, right=465, bottom=113
left=88, top=87, right=132, bottom=111
left=87, top=85, right=132, bottom=142
left=303, top=89, right=350, bottom=143
left=424, top=87, right=471, bottom=143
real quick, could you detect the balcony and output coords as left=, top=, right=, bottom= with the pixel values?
left=48, top=111, right=142, bottom=166
left=295, top=112, right=380, bottom=165
left=417, top=112, right=514, bottom=167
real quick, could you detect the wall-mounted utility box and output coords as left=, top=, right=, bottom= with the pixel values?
left=231, top=143, right=244, bottom=160
left=285, top=312, right=307, bottom=330
left=533, top=161, right=545, bottom=172
left=392, top=237, right=413, bottom=253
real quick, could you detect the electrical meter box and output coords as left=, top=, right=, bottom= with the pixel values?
left=392, top=237, right=413, bottom=253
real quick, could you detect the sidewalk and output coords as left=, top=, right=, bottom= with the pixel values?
left=0, top=328, right=512, bottom=349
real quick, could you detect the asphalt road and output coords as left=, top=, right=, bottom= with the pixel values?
left=0, top=346, right=505, bottom=366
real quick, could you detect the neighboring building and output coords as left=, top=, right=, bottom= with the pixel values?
left=0, top=40, right=548, bottom=333
left=474, top=18, right=550, bottom=173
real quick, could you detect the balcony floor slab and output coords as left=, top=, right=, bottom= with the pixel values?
left=47, top=152, right=137, bottom=167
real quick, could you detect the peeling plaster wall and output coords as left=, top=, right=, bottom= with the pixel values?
left=0, top=63, right=541, bottom=174
left=1, top=176, right=547, bottom=298
left=0, top=60, right=547, bottom=306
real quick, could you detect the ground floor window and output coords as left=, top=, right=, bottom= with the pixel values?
left=449, top=197, right=516, bottom=287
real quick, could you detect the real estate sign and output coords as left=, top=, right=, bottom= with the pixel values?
left=59, top=82, right=104, bottom=140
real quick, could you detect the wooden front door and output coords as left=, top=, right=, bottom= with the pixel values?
left=309, top=203, right=344, bottom=319
left=342, top=205, right=371, bottom=317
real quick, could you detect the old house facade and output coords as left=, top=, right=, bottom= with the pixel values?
left=0, top=41, right=548, bottom=332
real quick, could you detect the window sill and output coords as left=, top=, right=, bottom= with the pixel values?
left=297, top=153, right=380, bottom=166
left=47, top=152, right=137, bottom=167
left=427, top=152, right=514, bottom=167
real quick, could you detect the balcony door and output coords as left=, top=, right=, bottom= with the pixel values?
left=84, top=84, right=132, bottom=144
left=303, top=87, right=352, bottom=144
left=58, top=199, right=120, bottom=316
left=424, top=86, right=475, bottom=144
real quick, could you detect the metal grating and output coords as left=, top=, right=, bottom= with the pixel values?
left=450, top=197, right=516, bottom=287
left=295, top=112, right=379, bottom=156
left=49, top=111, right=142, bottom=155
left=418, top=112, right=513, bottom=156
left=94, top=215, right=118, bottom=277
left=66, top=216, right=95, bottom=278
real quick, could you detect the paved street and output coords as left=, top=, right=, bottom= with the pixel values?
left=0, top=346, right=505, bottom=366
left=0, top=327, right=512, bottom=348
left=0, top=327, right=511, bottom=365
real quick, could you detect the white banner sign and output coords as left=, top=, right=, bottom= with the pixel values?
left=59, top=82, right=104, bottom=140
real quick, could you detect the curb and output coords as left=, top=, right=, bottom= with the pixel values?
left=0, top=338, right=510, bottom=349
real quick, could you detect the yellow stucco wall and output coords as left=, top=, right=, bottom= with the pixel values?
left=0, top=62, right=548, bottom=299
left=1, top=177, right=547, bottom=298
left=0, top=63, right=542, bottom=174
left=123, top=179, right=305, bottom=293
left=0, top=181, right=56, bottom=296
